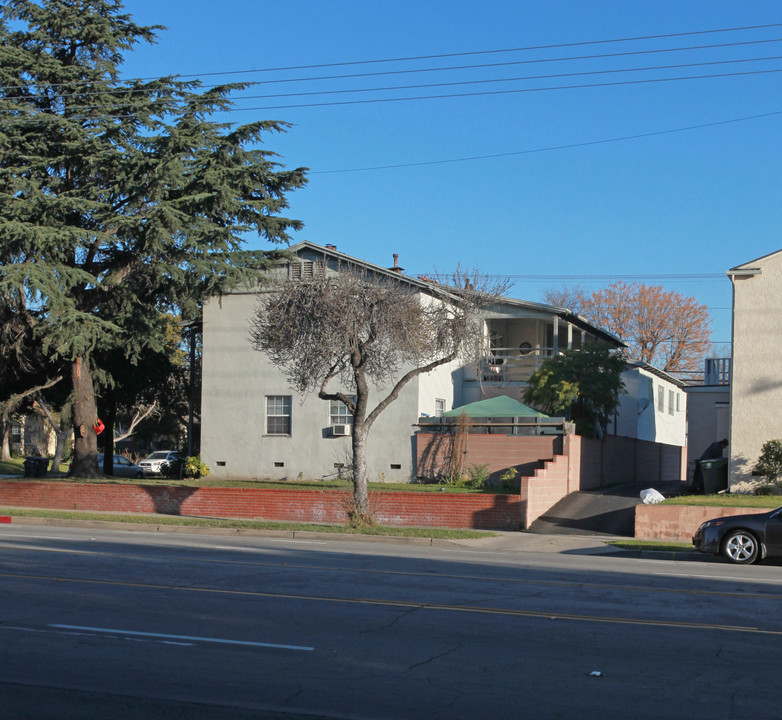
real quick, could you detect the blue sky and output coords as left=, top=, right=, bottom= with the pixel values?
left=118, top=1, right=782, bottom=353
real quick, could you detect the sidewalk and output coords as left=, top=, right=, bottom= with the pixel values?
left=0, top=512, right=709, bottom=562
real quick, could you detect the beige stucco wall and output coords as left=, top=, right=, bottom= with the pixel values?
left=729, top=253, right=782, bottom=491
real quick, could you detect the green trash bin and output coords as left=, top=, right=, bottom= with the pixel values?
left=700, top=458, right=728, bottom=494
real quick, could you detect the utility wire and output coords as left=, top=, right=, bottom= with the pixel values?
left=7, top=66, right=782, bottom=120
left=225, top=54, right=782, bottom=102
left=3, top=22, right=781, bottom=91
left=163, top=22, right=782, bottom=79
left=215, top=67, right=782, bottom=111
left=5, top=35, right=781, bottom=99
left=311, top=109, right=782, bottom=173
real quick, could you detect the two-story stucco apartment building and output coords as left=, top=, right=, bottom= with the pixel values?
left=200, top=242, right=686, bottom=481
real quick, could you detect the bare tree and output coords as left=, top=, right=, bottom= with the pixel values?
left=32, top=395, right=71, bottom=472
left=113, top=402, right=160, bottom=443
left=1, top=377, right=61, bottom=461
left=580, top=281, right=712, bottom=375
left=542, top=285, right=586, bottom=314
left=249, top=267, right=507, bottom=525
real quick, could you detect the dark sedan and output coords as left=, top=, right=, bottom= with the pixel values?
left=693, top=507, right=782, bottom=564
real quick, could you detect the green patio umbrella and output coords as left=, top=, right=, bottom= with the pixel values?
left=441, top=395, right=547, bottom=418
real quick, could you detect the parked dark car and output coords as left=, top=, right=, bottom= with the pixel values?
left=692, top=507, right=782, bottom=564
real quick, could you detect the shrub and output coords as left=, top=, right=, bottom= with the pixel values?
left=184, top=456, right=210, bottom=479
left=499, top=466, right=519, bottom=489
left=755, top=439, right=782, bottom=490
left=466, top=463, right=490, bottom=489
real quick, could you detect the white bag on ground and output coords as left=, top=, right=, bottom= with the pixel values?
left=640, top=488, right=665, bottom=505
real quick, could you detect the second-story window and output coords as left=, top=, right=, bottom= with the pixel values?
left=435, top=398, right=446, bottom=417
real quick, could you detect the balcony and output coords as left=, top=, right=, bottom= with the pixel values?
left=704, top=358, right=731, bottom=386
left=479, top=346, right=554, bottom=384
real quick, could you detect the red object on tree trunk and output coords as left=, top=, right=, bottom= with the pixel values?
left=93, top=419, right=105, bottom=435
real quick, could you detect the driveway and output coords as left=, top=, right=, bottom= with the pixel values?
left=527, top=480, right=686, bottom=537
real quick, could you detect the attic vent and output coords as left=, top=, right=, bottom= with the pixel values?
left=291, top=260, right=325, bottom=280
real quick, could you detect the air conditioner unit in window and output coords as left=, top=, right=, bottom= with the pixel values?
left=332, top=424, right=351, bottom=436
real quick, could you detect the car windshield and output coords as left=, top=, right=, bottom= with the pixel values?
left=147, top=452, right=171, bottom=460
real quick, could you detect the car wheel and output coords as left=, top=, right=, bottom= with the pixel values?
left=135, top=471, right=144, bottom=479
left=721, top=530, right=759, bottom=564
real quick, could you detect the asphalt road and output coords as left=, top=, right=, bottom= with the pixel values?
left=2, top=525, right=781, bottom=719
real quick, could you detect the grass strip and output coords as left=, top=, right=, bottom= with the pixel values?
left=0, top=473, right=514, bottom=494
left=0, top=506, right=493, bottom=540
left=662, top=495, right=781, bottom=508
left=610, top=540, right=695, bottom=553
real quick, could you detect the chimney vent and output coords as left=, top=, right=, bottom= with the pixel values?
left=325, top=244, right=337, bottom=251
left=389, top=253, right=404, bottom=274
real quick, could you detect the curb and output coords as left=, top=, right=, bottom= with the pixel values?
left=0, top=515, right=466, bottom=547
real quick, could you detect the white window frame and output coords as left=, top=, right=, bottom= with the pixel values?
left=329, top=397, right=355, bottom=426
left=657, top=386, right=665, bottom=412
left=668, top=389, right=675, bottom=415
left=435, top=398, right=446, bottom=417
left=266, top=396, right=292, bottom=435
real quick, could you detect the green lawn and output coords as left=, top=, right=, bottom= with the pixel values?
left=663, top=494, right=781, bottom=508
left=610, top=540, right=695, bottom=552
left=0, top=463, right=514, bottom=494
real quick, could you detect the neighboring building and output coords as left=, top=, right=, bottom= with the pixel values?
left=727, top=250, right=782, bottom=490
left=684, top=358, right=730, bottom=481
left=8, top=414, right=56, bottom=457
left=609, top=361, right=687, bottom=448
left=200, top=242, right=670, bottom=482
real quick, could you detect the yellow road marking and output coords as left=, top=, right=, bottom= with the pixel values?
left=1, top=570, right=778, bottom=636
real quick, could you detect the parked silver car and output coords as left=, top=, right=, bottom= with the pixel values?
left=138, top=450, right=184, bottom=477
left=99, top=454, right=144, bottom=478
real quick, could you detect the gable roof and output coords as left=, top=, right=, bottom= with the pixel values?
left=442, top=395, right=548, bottom=418
left=728, top=248, right=782, bottom=277
left=288, top=241, right=624, bottom=347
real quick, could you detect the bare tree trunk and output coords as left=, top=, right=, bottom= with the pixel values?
left=1, top=418, right=11, bottom=461
left=34, top=397, right=71, bottom=475
left=350, top=423, right=370, bottom=522
left=69, top=356, right=99, bottom=477
left=1, top=376, right=62, bottom=461
left=113, top=401, right=158, bottom=442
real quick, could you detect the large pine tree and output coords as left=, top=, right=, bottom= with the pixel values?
left=0, top=1, right=307, bottom=475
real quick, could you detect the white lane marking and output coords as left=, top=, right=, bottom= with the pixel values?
left=49, top=624, right=314, bottom=651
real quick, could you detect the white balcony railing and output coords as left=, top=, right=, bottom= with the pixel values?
left=480, top=346, right=555, bottom=383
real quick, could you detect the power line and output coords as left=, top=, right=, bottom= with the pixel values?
left=165, top=22, right=782, bottom=80
left=3, top=22, right=781, bottom=91
left=16, top=66, right=779, bottom=121
left=229, top=54, right=782, bottom=102
left=224, top=67, right=782, bottom=111
left=311, top=109, right=782, bottom=173
left=6, top=36, right=781, bottom=102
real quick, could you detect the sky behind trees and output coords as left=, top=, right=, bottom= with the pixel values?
left=117, top=0, right=782, bottom=355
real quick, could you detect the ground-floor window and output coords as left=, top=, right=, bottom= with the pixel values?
left=329, top=397, right=355, bottom=425
left=266, top=396, right=292, bottom=435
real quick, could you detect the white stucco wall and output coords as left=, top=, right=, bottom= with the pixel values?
left=610, top=367, right=686, bottom=446
left=201, top=291, right=427, bottom=482
left=729, top=252, right=782, bottom=490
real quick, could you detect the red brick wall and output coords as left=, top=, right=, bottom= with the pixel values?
left=635, top=505, right=763, bottom=542
left=416, top=433, right=559, bottom=480
left=0, top=481, right=522, bottom=530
